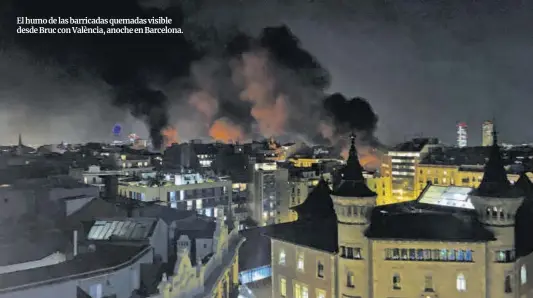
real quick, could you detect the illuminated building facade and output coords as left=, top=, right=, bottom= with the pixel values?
left=457, top=122, right=468, bottom=147
left=383, top=138, right=440, bottom=202
left=118, top=173, right=232, bottom=218
left=266, top=133, right=533, bottom=298
left=483, top=120, right=494, bottom=147
left=250, top=162, right=289, bottom=226
left=414, top=144, right=533, bottom=198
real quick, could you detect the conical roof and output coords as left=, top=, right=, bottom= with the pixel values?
left=291, top=178, right=335, bottom=221
left=331, top=133, right=376, bottom=197
left=515, top=172, right=533, bottom=198
left=473, top=127, right=521, bottom=198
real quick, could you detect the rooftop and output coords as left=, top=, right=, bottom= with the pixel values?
left=0, top=244, right=150, bottom=293
left=263, top=219, right=338, bottom=253
left=366, top=206, right=495, bottom=242
left=391, top=137, right=439, bottom=152
left=11, top=175, right=92, bottom=190
left=239, top=227, right=275, bottom=271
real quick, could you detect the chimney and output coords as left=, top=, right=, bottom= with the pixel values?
left=73, top=230, right=78, bottom=257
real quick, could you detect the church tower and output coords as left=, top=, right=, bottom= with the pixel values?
left=469, top=127, right=524, bottom=295
left=331, top=133, right=377, bottom=298
left=16, top=133, right=23, bottom=156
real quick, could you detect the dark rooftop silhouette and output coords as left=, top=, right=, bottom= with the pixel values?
left=331, top=133, right=376, bottom=197
left=473, top=127, right=522, bottom=198
left=291, top=177, right=335, bottom=221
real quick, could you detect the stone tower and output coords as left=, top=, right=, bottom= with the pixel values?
left=331, top=133, right=377, bottom=298
left=470, top=128, right=524, bottom=296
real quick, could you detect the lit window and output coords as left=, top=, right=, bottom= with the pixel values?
left=297, top=253, right=305, bottom=271
left=317, top=260, right=324, bottom=278
left=302, top=286, right=308, bottom=298
left=196, top=199, right=202, bottom=209
left=392, top=274, right=401, bottom=290
left=280, top=277, right=286, bottom=297
left=522, top=265, right=527, bottom=285
left=295, top=284, right=301, bottom=298
left=89, top=284, right=102, bottom=298
left=316, top=289, right=326, bottom=298
left=346, top=271, right=355, bottom=288
left=456, top=273, right=466, bottom=291
left=279, top=250, right=286, bottom=265
left=186, top=200, right=192, bottom=210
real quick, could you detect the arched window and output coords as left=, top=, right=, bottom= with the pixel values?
left=521, top=265, right=527, bottom=285
left=505, top=274, right=512, bottom=293
left=279, top=249, right=286, bottom=265
left=456, top=273, right=466, bottom=291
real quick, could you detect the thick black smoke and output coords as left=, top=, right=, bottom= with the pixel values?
left=0, top=0, right=379, bottom=147
left=1, top=0, right=197, bottom=148
left=323, top=93, right=379, bottom=141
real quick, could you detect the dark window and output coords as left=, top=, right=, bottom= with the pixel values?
left=409, top=249, right=416, bottom=260
left=496, top=250, right=515, bottom=263
left=448, top=249, right=455, bottom=261
left=393, top=274, right=401, bottom=290
left=401, top=249, right=408, bottom=260
left=505, top=275, right=512, bottom=293
left=317, top=261, right=324, bottom=278
left=417, top=249, right=424, bottom=260
left=347, top=272, right=355, bottom=288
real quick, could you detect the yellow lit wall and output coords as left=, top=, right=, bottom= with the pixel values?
left=288, top=158, right=320, bottom=168
left=415, top=164, right=533, bottom=198
left=365, top=176, right=389, bottom=206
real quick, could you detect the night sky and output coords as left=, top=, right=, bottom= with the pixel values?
left=0, top=0, right=532, bottom=146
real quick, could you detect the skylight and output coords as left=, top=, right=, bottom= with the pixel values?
left=87, top=219, right=154, bottom=240
left=418, top=186, right=475, bottom=209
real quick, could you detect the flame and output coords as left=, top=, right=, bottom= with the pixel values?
left=209, top=118, right=245, bottom=143
left=161, top=126, right=179, bottom=148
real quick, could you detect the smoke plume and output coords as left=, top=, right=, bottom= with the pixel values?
left=0, top=0, right=380, bottom=149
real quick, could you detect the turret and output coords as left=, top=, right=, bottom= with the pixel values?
left=331, top=133, right=377, bottom=225
left=331, top=133, right=377, bottom=298
left=470, top=128, right=523, bottom=226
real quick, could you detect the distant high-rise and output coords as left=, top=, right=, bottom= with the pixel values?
left=483, top=121, right=494, bottom=146
left=457, top=122, right=468, bottom=148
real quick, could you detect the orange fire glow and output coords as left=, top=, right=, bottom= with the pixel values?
left=209, top=118, right=245, bottom=144
left=161, top=126, right=179, bottom=148
left=237, top=52, right=288, bottom=137
left=341, top=145, right=381, bottom=171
